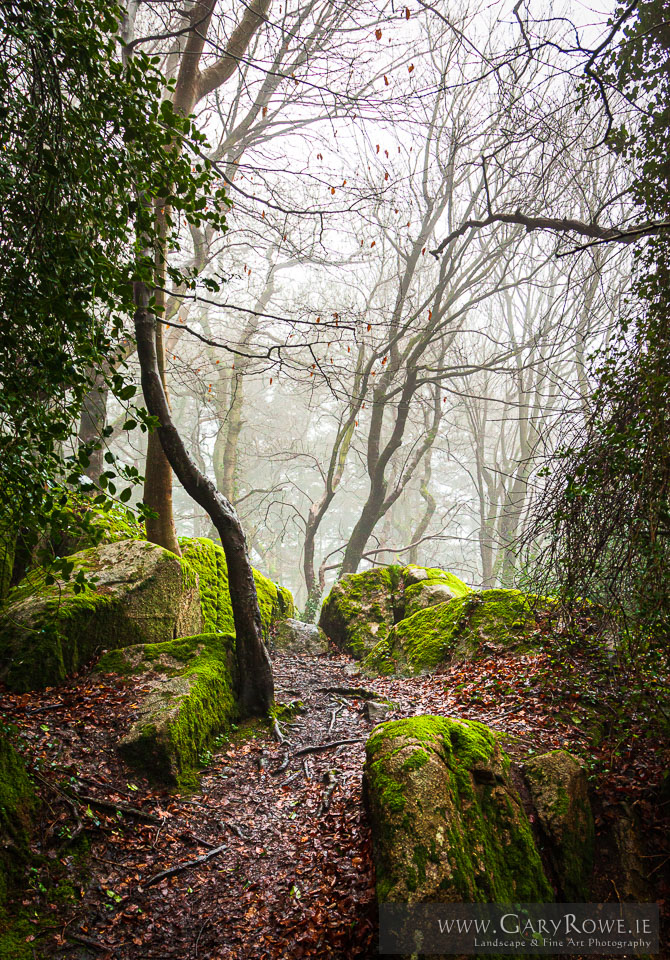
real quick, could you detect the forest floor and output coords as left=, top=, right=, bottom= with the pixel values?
left=1, top=641, right=669, bottom=959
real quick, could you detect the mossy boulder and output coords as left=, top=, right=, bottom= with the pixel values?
left=180, top=537, right=294, bottom=638
left=363, top=589, right=544, bottom=676
left=273, top=618, right=329, bottom=656
left=0, top=540, right=202, bottom=692
left=319, top=565, right=469, bottom=659
left=523, top=750, right=594, bottom=900
left=0, top=732, right=37, bottom=907
left=100, top=633, right=238, bottom=787
left=364, top=716, right=553, bottom=903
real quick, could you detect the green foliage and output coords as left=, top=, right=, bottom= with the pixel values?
left=0, top=1, right=229, bottom=572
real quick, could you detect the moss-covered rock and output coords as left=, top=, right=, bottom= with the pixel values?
left=364, top=716, right=553, bottom=903
left=180, top=537, right=294, bottom=638
left=0, top=540, right=202, bottom=691
left=523, top=750, right=594, bottom=900
left=404, top=578, right=470, bottom=618
left=0, top=732, right=37, bottom=908
left=319, top=564, right=468, bottom=660
left=101, top=633, right=238, bottom=787
left=319, top=566, right=404, bottom=658
left=363, top=589, right=544, bottom=676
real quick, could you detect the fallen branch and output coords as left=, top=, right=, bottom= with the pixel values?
left=73, top=792, right=163, bottom=824
left=66, top=932, right=118, bottom=954
left=294, top=738, right=364, bottom=757
left=142, top=842, right=227, bottom=888
left=33, top=771, right=83, bottom=845
left=328, top=705, right=343, bottom=735
left=317, top=686, right=379, bottom=700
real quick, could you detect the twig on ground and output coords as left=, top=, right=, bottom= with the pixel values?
left=66, top=932, right=118, bottom=954
left=317, top=686, right=379, bottom=700
left=142, top=842, right=227, bottom=888
left=73, top=792, right=163, bottom=824
left=328, top=704, right=343, bottom=734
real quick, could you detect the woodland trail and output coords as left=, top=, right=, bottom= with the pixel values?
left=1, top=648, right=667, bottom=959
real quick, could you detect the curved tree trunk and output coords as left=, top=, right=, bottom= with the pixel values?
left=134, top=279, right=274, bottom=716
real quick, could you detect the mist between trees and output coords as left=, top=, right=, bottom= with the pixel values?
left=63, top=0, right=638, bottom=616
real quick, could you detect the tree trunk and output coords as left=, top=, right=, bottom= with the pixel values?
left=134, top=279, right=273, bottom=715
left=144, top=275, right=181, bottom=556
left=408, top=453, right=436, bottom=565
left=77, top=372, right=109, bottom=486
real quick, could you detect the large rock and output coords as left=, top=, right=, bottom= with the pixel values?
left=273, top=618, right=328, bottom=655
left=99, top=633, right=238, bottom=787
left=180, top=537, right=294, bottom=639
left=319, top=565, right=469, bottom=659
left=523, top=750, right=594, bottom=900
left=363, top=589, right=544, bottom=676
left=0, top=540, right=202, bottom=691
left=364, top=716, right=553, bottom=903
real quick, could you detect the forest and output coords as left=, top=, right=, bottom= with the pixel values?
left=0, top=0, right=668, bottom=957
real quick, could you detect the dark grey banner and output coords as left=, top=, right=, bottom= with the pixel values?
left=379, top=903, right=659, bottom=955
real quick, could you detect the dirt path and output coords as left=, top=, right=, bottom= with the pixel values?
left=1, top=648, right=667, bottom=959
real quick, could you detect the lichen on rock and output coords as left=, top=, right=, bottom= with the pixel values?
left=523, top=750, right=595, bottom=900
left=100, top=633, right=238, bottom=787
left=0, top=539, right=202, bottom=691
left=319, top=564, right=469, bottom=660
left=364, top=715, right=553, bottom=903
left=363, top=588, right=545, bottom=676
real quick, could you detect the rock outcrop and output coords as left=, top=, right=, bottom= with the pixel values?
left=364, top=716, right=553, bottom=903
left=523, top=750, right=594, bottom=900
left=363, top=588, right=545, bottom=676
left=99, top=633, right=238, bottom=787
left=0, top=540, right=202, bottom=691
left=319, top=565, right=469, bottom=660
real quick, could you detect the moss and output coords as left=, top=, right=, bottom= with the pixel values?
left=365, top=716, right=552, bottom=904
left=0, top=732, right=37, bottom=908
left=0, top=540, right=202, bottom=691
left=115, top=633, right=239, bottom=787
left=524, top=750, right=594, bottom=900
left=404, top=576, right=471, bottom=617
left=0, top=913, right=37, bottom=960
left=363, top=589, right=547, bottom=676
left=180, top=537, right=294, bottom=639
